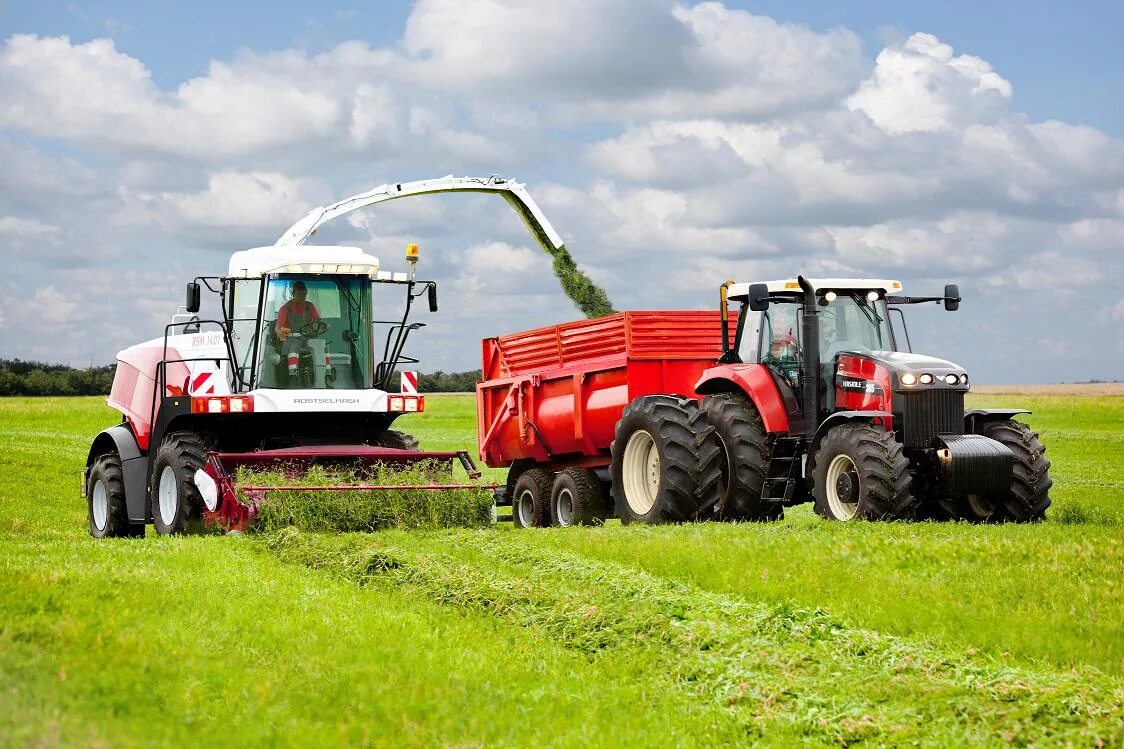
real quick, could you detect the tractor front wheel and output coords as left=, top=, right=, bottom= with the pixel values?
left=551, top=468, right=609, bottom=527
left=810, top=422, right=915, bottom=521
left=512, top=468, right=553, bottom=529
left=964, top=420, right=1051, bottom=522
left=87, top=453, right=143, bottom=538
left=151, top=432, right=209, bottom=535
left=610, top=395, right=716, bottom=524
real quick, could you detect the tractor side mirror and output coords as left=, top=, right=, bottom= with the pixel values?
left=944, top=283, right=960, bottom=311
left=185, top=282, right=201, bottom=313
left=427, top=284, right=438, bottom=312
left=748, top=283, right=770, bottom=312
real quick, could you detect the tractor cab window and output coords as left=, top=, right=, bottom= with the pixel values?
left=819, top=294, right=896, bottom=363
left=230, top=279, right=262, bottom=390
left=759, top=300, right=803, bottom=388
left=255, top=275, right=374, bottom=389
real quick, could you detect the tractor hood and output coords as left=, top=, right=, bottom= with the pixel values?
left=848, top=350, right=968, bottom=389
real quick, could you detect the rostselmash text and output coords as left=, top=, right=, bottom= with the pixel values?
left=292, top=398, right=361, bottom=405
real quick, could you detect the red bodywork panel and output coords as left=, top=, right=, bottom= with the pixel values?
left=693, top=364, right=790, bottom=433
left=107, top=343, right=190, bottom=451
left=834, top=354, right=893, bottom=429
left=477, top=311, right=735, bottom=469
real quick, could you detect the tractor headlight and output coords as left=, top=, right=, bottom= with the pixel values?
left=919, top=373, right=935, bottom=385
left=823, top=291, right=837, bottom=303
left=943, top=373, right=959, bottom=386
left=866, top=290, right=880, bottom=302
left=961, top=373, right=969, bottom=387
left=901, top=372, right=917, bottom=386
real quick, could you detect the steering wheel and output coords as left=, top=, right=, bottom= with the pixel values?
left=299, top=320, right=329, bottom=337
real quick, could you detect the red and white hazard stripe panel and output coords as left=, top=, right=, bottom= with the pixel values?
left=401, top=370, right=418, bottom=394
left=190, top=371, right=216, bottom=395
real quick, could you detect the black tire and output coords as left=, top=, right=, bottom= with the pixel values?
left=375, top=430, right=420, bottom=451
left=964, top=420, right=1052, bottom=522
left=87, top=453, right=143, bottom=538
left=809, top=422, right=916, bottom=521
left=701, top=393, right=782, bottom=521
left=550, top=468, right=610, bottom=527
left=151, top=431, right=209, bottom=535
left=512, top=468, right=553, bottom=529
left=610, top=395, right=716, bottom=524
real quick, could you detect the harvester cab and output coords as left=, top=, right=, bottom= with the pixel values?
left=84, top=175, right=567, bottom=538
left=696, top=275, right=1051, bottom=524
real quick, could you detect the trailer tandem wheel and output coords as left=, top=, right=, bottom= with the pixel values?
left=550, top=468, right=609, bottom=527
left=512, top=468, right=553, bottom=529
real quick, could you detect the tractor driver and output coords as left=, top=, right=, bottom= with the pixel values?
left=276, top=281, right=328, bottom=384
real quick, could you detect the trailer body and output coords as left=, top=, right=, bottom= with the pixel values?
left=477, top=311, right=732, bottom=470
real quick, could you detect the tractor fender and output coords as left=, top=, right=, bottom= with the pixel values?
left=695, top=364, right=790, bottom=433
left=811, top=410, right=894, bottom=452
left=87, top=424, right=149, bottom=524
left=964, top=409, right=1030, bottom=434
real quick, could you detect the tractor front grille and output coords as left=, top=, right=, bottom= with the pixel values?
left=900, top=389, right=964, bottom=448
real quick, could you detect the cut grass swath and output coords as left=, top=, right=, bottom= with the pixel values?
left=236, top=463, right=495, bottom=533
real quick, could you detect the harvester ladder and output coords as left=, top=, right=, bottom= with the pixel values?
left=762, top=437, right=803, bottom=502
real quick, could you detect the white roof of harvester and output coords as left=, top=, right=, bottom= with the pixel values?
left=727, top=278, right=903, bottom=299
left=228, top=245, right=380, bottom=278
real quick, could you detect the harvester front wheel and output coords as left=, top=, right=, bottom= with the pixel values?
left=610, top=395, right=714, bottom=524
left=551, top=468, right=609, bottom=527
left=376, top=430, right=420, bottom=451
left=151, top=431, right=209, bottom=535
left=87, top=453, right=142, bottom=538
left=810, top=422, right=915, bottom=521
left=964, top=420, right=1052, bottom=522
left=512, top=468, right=553, bottom=529
left=701, top=392, right=782, bottom=522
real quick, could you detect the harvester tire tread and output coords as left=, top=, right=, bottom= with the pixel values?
left=151, top=431, right=209, bottom=535
left=512, top=468, right=553, bottom=529
left=376, top=430, right=420, bottom=451
left=87, top=453, right=141, bottom=538
left=810, top=422, right=916, bottom=521
left=551, top=467, right=609, bottom=527
left=701, top=392, right=782, bottom=522
left=971, top=420, right=1051, bottom=522
left=610, top=395, right=713, bottom=524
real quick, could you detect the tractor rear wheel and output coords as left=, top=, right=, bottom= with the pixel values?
left=810, top=422, right=915, bottom=521
left=151, top=431, right=209, bottom=535
left=701, top=392, right=782, bottom=522
left=87, top=453, right=143, bottom=538
left=965, top=420, right=1051, bottom=522
left=610, top=395, right=716, bottom=524
left=512, top=468, right=553, bottom=529
left=550, top=468, right=609, bottom=527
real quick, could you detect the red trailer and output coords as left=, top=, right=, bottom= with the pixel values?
left=477, top=310, right=732, bottom=528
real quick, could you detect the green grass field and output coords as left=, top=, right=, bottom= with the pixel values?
left=1, top=393, right=1121, bottom=747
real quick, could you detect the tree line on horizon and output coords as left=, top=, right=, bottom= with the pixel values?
left=0, top=359, right=482, bottom=395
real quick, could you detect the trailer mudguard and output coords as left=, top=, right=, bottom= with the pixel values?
left=964, top=409, right=1030, bottom=434
left=694, top=364, right=790, bottom=433
left=811, top=410, right=894, bottom=451
left=87, top=424, right=148, bottom=523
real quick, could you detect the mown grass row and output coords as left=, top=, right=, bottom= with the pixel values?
left=264, top=527, right=1124, bottom=746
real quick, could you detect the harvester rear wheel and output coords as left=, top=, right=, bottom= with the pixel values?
left=610, top=395, right=714, bottom=525
left=375, top=430, right=420, bottom=451
left=701, top=393, right=782, bottom=522
left=512, top=468, right=553, bottom=529
left=550, top=468, right=609, bottom=527
left=151, top=431, right=209, bottom=535
left=964, top=420, right=1051, bottom=522
left=810, top=422, right=915, bottom=521
left=87, top=453, right=143, bottom=538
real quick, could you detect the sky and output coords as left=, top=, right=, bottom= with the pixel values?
left=0, top=1, right=1121, bottom=384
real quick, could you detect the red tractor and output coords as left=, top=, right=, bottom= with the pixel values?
left=84, top=176, right=565, bottom=537
left=478, top=276, right=1051, bottom=525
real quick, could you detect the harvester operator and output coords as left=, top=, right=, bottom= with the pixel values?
left=276, top=281, right=328, bottom=383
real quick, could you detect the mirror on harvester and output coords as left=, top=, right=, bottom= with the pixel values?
left=428, top=284, right=438, bottom=312
left=748, top=283, right=770, bottom=312
left=944, top=283, right=960, bottom=311
left=185, top=282, right=201, bottom=313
